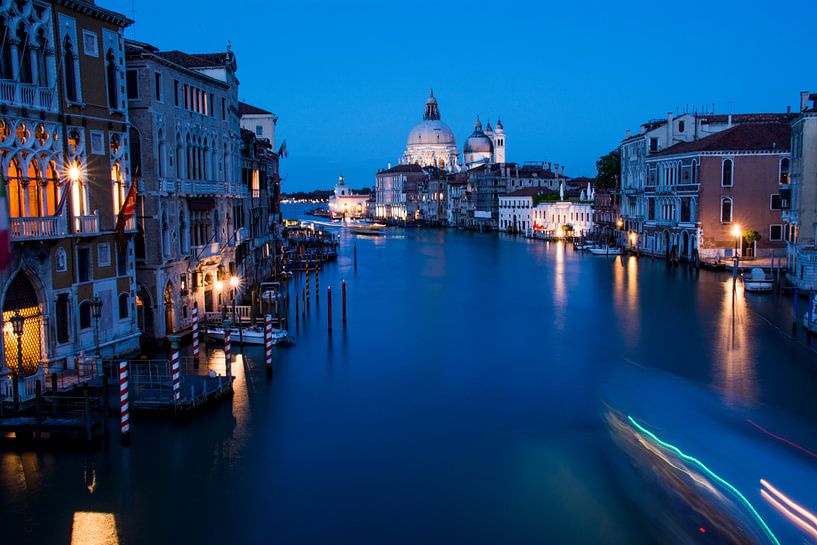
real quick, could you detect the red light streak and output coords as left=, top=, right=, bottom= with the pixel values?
left=747, top=419, right=817, bottom=460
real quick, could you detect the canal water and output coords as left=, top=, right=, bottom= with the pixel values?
left=3, top=203, right=817, bottom=544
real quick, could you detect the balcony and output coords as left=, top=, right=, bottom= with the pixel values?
left=0, top=81, right=56, bottom=112
left=191, top=180, right=225, bottom=194
left=73, top=211, right=100, bottom=235
left=161, top=179, right=176, bottom=193
left=11, top=215, right=67, bottom=240
left=192, top=242, right=221, bottom=261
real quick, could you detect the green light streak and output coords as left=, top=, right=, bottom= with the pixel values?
left=627, top=416, right=780, bottom=545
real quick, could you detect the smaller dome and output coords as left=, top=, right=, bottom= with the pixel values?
left=464, top=132, right=493, bottom=154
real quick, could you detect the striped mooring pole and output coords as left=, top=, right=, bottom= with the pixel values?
left=119, top=361, right=130, bottom=445
left=264, top=314, right=273, bottom=377
left=315, top=263, right=319, bottom=298
left=191, top=304, right=200, bottom=361
left=224, top=318, right=232, bottom=381
left=305, top=262, right=310, bottom=295
left=170, top=335, right=181, bottom=402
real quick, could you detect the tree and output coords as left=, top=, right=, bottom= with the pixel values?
left=595, top=150, right=621, bottom=191
left=743, top=230, right=761, bottom=246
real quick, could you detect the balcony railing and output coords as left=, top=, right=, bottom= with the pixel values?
left=192, top=242, right=221, bottom=261
left=73, top=211, right=100, bottom=235
left=161, top=179, right=176, bottom=193
left=11, top=215, right=67, bottom=240
left=0, top=81, right=56, bottom=112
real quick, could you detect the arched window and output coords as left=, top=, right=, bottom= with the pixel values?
left=111, top=161, right=124, bottom=213
left=175, top=133, right=182, bottom=178
left=118, top=293, right=129, bottom=319
left=722, top=159, right=733, bottom=187
left=780, top=158, right=790, bottom=184
left=16, top=24, right=32, bottom=84
left=35, top=28, right=48, bottom=86
left=7, top=158, right=23, bottom=217
left=0, top=17, right=12, bottom=79
left=43, top=159, right=60, bottom=216
left=678, top=120, right=685, bottom=133
left=79, top=300, right=92, bottom=329
left=185, top=134, right=192, bottom=179
left=63, top=37, right=77, bottom=102
left=105, top=48, right=118, bottom=109
left=720, top=197, right=733, bottom=224
left=129, top=127, right=141, bottom=176
left=157, top=129, right=165, bottom=177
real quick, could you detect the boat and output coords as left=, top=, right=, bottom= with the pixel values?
left=205, top=326, right=293, bottom=346
left=741, top=267, right=774, bottom=292
left=346, top=220, right=386, bottom=236
left=587, top=246, right=621, bottom=255
left=802, top=297, right=817, bottom=333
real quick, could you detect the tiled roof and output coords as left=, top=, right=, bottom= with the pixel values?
left=239, top=102, right=273, bottom=116
left=155, top=51, right=230, bottom=69
left=378, top=164, right=427, bottom=174
left=652, top=122, right=791, bottom=156
left=502, top=187, right=547, bottom=198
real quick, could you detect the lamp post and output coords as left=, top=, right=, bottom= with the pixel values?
left=616, top=219, right=624, bottom=248
left=10, top=309, right=24, bottom=403
left=92, top=295, right=102, bottom=369
left=230, top=276, right=243, bottom=347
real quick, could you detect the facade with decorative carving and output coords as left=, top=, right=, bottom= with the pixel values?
left=0, top=0, right=139, bottom=396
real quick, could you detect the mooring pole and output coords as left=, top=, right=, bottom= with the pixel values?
left=101, top=371, right=110, bottom=436
left=327, top=286, right=333, bottom=333
left=170, top=335, right=181, bottom=403
left=794, top=286, right=799, bottom=332
left=223, top=319, right=232, bottom=383
left=265, top=314, right=273, bottom=378
left=342, top=279, right=347, bottom=325
left=120, top=361, right=130, bottom=445
left=191, top=303, right=200, bottom=367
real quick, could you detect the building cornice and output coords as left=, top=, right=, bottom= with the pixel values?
left=54, top=0, right=133, bottom=27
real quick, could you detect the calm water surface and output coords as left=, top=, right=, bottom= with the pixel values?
left=2, top=203, right=817, bottom=544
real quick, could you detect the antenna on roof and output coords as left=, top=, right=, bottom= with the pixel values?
left=130, top=0, right=136, bottom=39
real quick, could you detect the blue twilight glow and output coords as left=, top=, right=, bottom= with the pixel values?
left=104, top=0, right=817, bottom=190
left=627, top=416, right=780, bottom=545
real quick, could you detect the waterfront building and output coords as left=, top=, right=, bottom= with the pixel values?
left=374, top=163, right=426, bottom=220
left=618, top=112, right=793, bottom=251
left=446, top=172, right=469, bottom=227
left=593, top=188, right=620, bottom=241
left=642, top=122, right=789, bottom=261
left=532, top=199, right=594, bottom=239
left=239, top=101, right=277, bottom=144
left=0, top=0, right=139, bottom=390
left=125, top=39, right=249, bottom=339
left=498, top=188, right=545, bottom=234
left=417, top=169, right=448, bottom=225
left=784, top=92, right=817, bottom=288
left=328, top=176, right=369, bottom=218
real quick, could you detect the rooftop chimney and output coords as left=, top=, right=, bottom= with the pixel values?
left=801, top=91, right=810, bottom=112
left=625, top=129, right=631, bottom=138
left=561, top=165, right=565, bottom=175
left=554, top=163, right=559, bottom=174
left=727, top=114, right=732, bottom=128
left=667, top=112, right=673, bottom=144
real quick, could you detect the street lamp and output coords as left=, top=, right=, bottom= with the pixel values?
left=731, top=224, right=742, bottom=292
left=731, top=224, right=742, bottom=259
left=10, top=309, right=24, bottom=403
left=229, top=276, right=242, bottom=346
left=92, top=295, right=103, bottom=367
left=68, top=162, right=81, bottom=183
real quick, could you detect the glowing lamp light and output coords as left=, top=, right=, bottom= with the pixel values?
left=616, top=219, right=624, bottom=228
left=10, top=310, right=24, bottom=337
left=229, top=276, right=239, bottom=288
left=731, top=225, right=742, bottom=238
left=68, top=163, right=81, bottom=182
left=215, top=280, right=224, bottom=291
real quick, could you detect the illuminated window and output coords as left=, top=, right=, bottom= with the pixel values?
left=780, top=158, right=790, bottom=184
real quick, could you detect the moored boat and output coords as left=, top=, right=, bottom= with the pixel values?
left=741, top=267, right=774, bottom=292
left=205, top=326, right=293, bottom=346
left=347, top=220, right=386, bottom=236
left=587, top=246, right=621, bottom=255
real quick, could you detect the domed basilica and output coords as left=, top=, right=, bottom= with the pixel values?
left=400, top=90, right=506, bottom=172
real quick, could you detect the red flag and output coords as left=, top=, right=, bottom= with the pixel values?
left=116, top=176, right=138, bottom=252
left=54, top=176, right=72, bottom=217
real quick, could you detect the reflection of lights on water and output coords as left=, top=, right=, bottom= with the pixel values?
left=71, top=512, right=119, bottom=545
left=760, top=479, right=817, bottom=539
left=627, top=416, right=781, bottom=545
left=715, top=280, right=756, bottom=405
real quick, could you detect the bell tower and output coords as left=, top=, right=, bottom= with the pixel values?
left=492, top=118, right=506, bottom=163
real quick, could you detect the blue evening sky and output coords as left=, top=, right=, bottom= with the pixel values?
left=110, top=0, right=817, bottom=192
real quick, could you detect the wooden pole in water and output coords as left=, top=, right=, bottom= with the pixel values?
left=35, top=380, right=42, bottom=442
left=327, top=286, right=332, bottom=333
left=305, top=261, right=310, bottom=295
left=101, top=371, right=109, bottom=436
left=342, top=279, right=347, bottom=325
left=354, top=242, right=357, bottom=270
left=315, top=263, right=319, bottom=299
left=120, top=361, right=130, bottom=445
left=295, top=291, right=299, bottom=322
left=191, top=303, right=200, bottom=366
left=223, top=319, right=232, bottom=382
left=264, top=314, right=273, bottom=378
left=170, top=335, right=181, bottom=402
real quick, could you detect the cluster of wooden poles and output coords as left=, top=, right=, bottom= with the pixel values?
left=295, top=261, right=348, bottom=333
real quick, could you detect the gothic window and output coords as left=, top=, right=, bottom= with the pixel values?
left=7, top=158, right=24, bottom=217
left=55, top=247, right=67, bottom=272
left=129, top=127, right=141, bottom=176
left=63, top=37, right=78, bottom=102
left=16, top=24, right=32, bottom=84
left=722, top=159, right=733, bottom=187
left=0, top=17, right=12, bottom=79
left=105, top=48, right=118, bottom=109
left=35, top=28, right=48, bottom=86
left=111, top=161, right=124, bottom=213
left=67, top=129, right=80, bottom=154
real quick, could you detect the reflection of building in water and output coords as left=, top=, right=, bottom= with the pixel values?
left=328, top=177, right=369, bottom=219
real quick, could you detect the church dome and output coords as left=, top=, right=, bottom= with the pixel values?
left=464, top=118, right=493, bottom=154
left=407, top=119, right=457, bottom=147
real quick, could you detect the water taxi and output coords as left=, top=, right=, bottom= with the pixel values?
left=741, top=267, right=774, bottom=292
left=587, top=246, right=621, bottom=256
left=205, top=326, right=293, bottom=346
